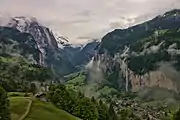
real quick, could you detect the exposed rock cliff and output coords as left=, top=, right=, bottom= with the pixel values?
left=6, top=16, right=58, bottom=65
left=95, top=9, right=180, bottom=93
left=0, top=16, right=76, bottom=75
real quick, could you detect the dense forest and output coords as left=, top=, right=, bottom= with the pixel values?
left=0, top=55, right=53, bottom=92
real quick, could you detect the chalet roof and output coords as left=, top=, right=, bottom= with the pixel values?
left=35, top=92, right=46, bottom=97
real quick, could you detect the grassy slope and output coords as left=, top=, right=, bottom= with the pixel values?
left=98, top=86, right=118, bottom=95
left=9, top=95, right=80, bottom=120
left=25, top=99, right=79, bottom=120
left=10, top=97, right=31, bottom=120
left=65, top=73, right=118, bottom=97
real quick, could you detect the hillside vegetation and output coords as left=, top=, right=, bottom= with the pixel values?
left=10, top=97, right=31, bottom=120
left=25, top=99, right=79, bottom=120
left=9, top=95, right=80, bottom=120
left=0, top=56, right=53, bottom=92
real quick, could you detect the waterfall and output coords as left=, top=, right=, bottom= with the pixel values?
left=86, top=57, right=94, bottom=69
left=38, top=46, right=45, bottom=66
left=120, top=46, right=130, bottom=92
left=39, top=52, right=43, bottom=66
left=43, top=27, right=53, bottom=47
left=121, top=58, right=129, bottom=92
left=97, top=55, right=101, bottom=71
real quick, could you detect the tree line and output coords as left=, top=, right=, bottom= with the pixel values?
left=0, top=56, right=53, bottom=92
left=47, top=84, right=119, bottom=120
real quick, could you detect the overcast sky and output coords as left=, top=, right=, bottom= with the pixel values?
left=0, top=0, right=180, bottom=44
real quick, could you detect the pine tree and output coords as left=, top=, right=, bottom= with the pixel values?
left=173, top=109, right=180, bottom=120
left=30, top=83, right=37, bottom=95
left=91, top=96, right=96, bottom=103
left=98, top=100, right=110, bottom=120
left=109, top=102, right=119, bottom=120
left=0, top=86, right=10, bottom=120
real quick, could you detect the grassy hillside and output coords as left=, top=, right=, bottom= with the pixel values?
left=10, top=97, right=31, bottom=120
left=66, top=72, right=86, bottom=90
left=9, top=95, right=80, bottom=120
left=0, top=56, right=53, bottom=92
left=65, top=72, right=119, bottom=100
left=25, top=100, right=80, bottom=120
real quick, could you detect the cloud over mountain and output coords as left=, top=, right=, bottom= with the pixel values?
left=0, top=0, right=180, bottom=44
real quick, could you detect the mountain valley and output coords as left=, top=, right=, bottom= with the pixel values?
left=1, top=9, right=180, bottom=120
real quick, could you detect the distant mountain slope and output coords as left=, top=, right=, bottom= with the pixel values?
left=0, top=16, right=76, bottom=75
left=0, top=16, right=101, bottom=75
left=86, top=9, right=180, bottom=94
left=64, top=40, right=100, bottom=67
left=0, top=27, right=39, bottom=63
left=99, top=9, right=180, bottom=55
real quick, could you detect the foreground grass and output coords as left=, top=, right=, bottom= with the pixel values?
left=9, top=93, right=80, bottom=120
left=25, top=99, right=80, bottom=120
left=10, top=97, right=31, bottom=120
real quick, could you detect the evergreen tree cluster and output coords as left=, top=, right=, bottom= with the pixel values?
left=0, top=86, right=10, bottom=120
left=47, top=84, right=119, bottom=120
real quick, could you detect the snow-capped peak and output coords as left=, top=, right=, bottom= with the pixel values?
left=6, top=16, right=40, bottom=32
left=0, top=15, right=80, bottom=50
left=52, top=31, right=70, bottom=49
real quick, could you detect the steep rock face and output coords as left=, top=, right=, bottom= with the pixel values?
left=6, top=16, right=58, bottom=65
left=0, top=16, right=76, bottom=75
left=0, top=27, right=40, bottom=63
left=71, top=40, right=100, bottom=67
left=96, top=9, right=180, bottom=92
left=61, top=40, right=100, bottom=70
left=0, top=16, right=100, bottom=75
left=129, top=70, right=178, bottom=92
left=94, top=47, right=180, bottom=93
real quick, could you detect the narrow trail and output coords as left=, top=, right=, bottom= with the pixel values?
left=19, top=98, right=32, bottom=120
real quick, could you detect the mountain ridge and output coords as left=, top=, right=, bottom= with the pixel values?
left=95, top=9, right=180, bottom=93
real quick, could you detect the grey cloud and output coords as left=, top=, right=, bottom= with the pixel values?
left=54, top=19, right=91, bottom=25
left=110, top=22, right=123, bottom=29
left=0, top=0, right=180, bottom=44
left=70, top=19, right=91, bottom=24
left=109, top=17, right=136, bottom=29
left=76, top=36, right=93, bottom=40
left=159, top=62, right=180, bottom=83
left=76, top=10, right=93, bottom=17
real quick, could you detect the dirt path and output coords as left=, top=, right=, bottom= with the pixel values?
left=19, top=99, right=32, bottom=120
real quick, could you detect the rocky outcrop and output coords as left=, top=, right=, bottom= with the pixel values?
left=0, top=26, right=40, bottom=63
left=0, top=16, right=102, bottom=75
left=64, top=40, right=100, bottom=67
left=129, top=70, right=178, bottom=92
left=117, top=46, right=180, bottom=93
left=95, top=9, right=180, bottom=93
left=0, top=16, right=76, bottom=75
left=6, top=16, right=58, bottom=65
